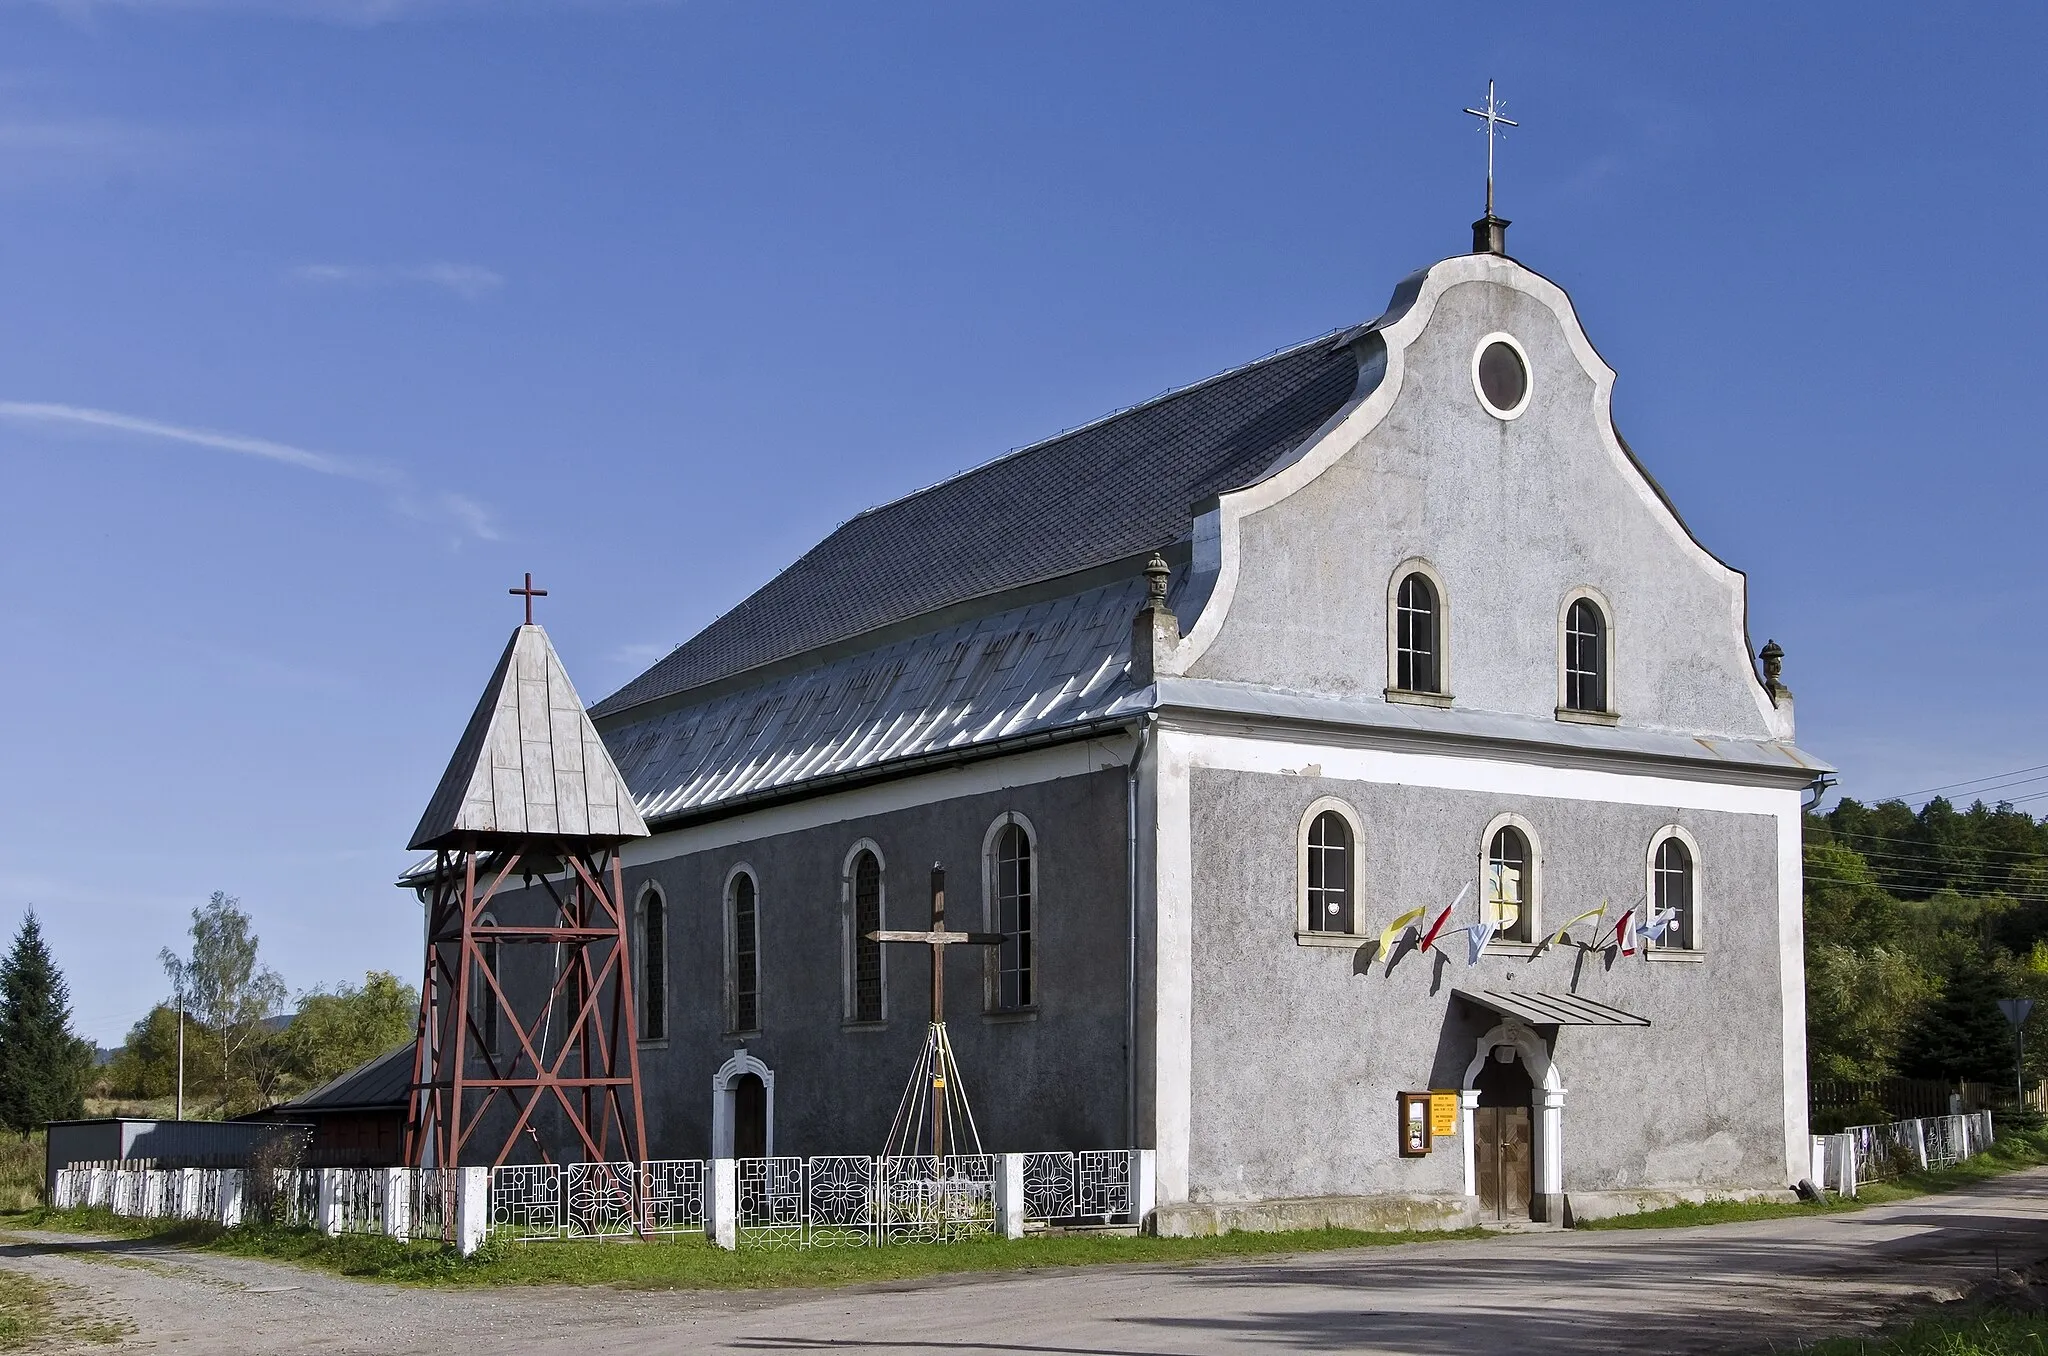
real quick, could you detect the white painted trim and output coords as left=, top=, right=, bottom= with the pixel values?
left=1463, top=1019, right=1565, bottom=1210
left=981, top=810, right=1040, bottom=1013
left=1471, top=330, right=1533, bottom=420
left=1777, top=806, right=1811, bottom=1180
left=1152, top=729, right=1196, bottom=1204
left=1295, top=796, right=1367, bottom=937
left=1478, top=811, right=1542, bottom=945
left=722, top=863, right=761, bottom=1037
left=1160, top=253, right=1783, bottom=734
left=1557, top=587, right=1617, bottom=718
left=840, top=838, right=887, bottom=1024
left=710, top=1050, right=775, bottom=1159
left=619, top=736, right=1134, bottom=870
left=1644, top=824, right=1705, bottom=956
left=1385, top=558, right=1451, bottom=699
left=634, top=882, right=669, bottom=1044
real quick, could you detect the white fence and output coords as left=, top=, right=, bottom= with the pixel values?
left=51, top=1150, right=1157, bottom=1256
left=1809, top=1110, right=1994, bottom=1197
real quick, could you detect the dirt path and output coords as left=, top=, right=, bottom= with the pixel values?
left=8, top=1169, right=2048, bottom=1354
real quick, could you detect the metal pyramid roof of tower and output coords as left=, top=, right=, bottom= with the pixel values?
left=408, top=624, right=650, bottom=851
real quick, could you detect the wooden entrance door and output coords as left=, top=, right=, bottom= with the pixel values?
left=1474, top=1105, right=1533, bottom=1220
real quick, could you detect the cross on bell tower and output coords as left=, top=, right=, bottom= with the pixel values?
left=1463, top=79, right=1520, bottom=256
left=509, top=572, right=548, bottom=625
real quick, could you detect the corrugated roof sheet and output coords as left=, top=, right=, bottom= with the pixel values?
left=272, top=1044, right=414, bottom=1113
left=592, top=333, right=1361, bottom=716
left=411, top=624, right=650, bottom=850
left=1456, top=988, right=1652, bottom=1027
left=607, top=574, right=1150, bottom=824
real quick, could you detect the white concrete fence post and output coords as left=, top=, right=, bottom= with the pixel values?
left=1830, top=1134, right=1857, bottom=1198
left=382, top=1168, right=411, bottom=1241
left=995, top=1154, right=1025, bottom=1240
left=1910, top=1118, right=1928, bottom=1170
left=219, top=1170, right=243, bottom=1228
left=1130, top=1149, right=1156, bottom=1233
left=455, top=1166, right=491, bottom=1257
left=707, top=1159, right=738, bottom=1250
left=316, top=1168, right=340, bottom=1236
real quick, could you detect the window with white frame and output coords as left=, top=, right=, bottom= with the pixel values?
left=848, top=847, right=884, bottom=1023
left=639, top=886, right=667, bottom=1041
left=1394, top=573, right=1441, bottom=694
left=1650, top=832, right=1699, bottom=952
left=987, top=816, right=1035, bottom=1011
left=1485, top=824, right=1537, bottom=944
left=1562, top=596, right=1609, bottom=713
left=1305, top=810, right=1355, bottom=934
left=728, top=869, right=760, bottom=1034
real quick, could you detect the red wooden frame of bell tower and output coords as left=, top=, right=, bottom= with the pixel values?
left=403, top=839, right=647, bottom=1168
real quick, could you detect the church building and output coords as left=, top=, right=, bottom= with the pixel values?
left=443, top=217, right=1828, bottom=1232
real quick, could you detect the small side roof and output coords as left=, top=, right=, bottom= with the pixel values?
left=267, top=1043, right=413, bottom=1113
left=409, top=624, right=649, bottom=851
left=1455, top=988, right=1651, bottom=1028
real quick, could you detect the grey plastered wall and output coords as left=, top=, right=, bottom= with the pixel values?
left=619, top=764, right=1131, bottom=1159
left=1186, top=271, right=1777, bottom=742
left=1185, top=766, right=1788, bottom=1204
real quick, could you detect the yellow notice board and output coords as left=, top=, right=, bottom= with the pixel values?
left=1428, top=1091, right=1460, bottom=1137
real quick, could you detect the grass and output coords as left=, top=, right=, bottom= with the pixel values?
left=1579, top=1124, right=2048, bottom=1231
left=1792, top=1309, right=2048, bottom=1355
left=15, top=1126, right=2048, bottom=1293
left=0, top=1268, right=126, bottom=1349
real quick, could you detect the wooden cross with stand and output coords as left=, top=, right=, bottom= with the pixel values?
left=868, top=864, right=1006, bottom=1157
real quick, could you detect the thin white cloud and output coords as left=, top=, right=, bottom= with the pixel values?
left=0, top=401, right=501, bottom=541
left=27, top=0, right=678, bottom=25
left=292, top=262, right=505, bottom=302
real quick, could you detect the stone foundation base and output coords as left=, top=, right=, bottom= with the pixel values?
left=1563, top=1186, right=1799, bottom=1223
left=1154, top=1193, right=1480, bottom=1238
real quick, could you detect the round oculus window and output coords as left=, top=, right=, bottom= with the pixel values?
left=1473, top=335, right=1531, bottom=419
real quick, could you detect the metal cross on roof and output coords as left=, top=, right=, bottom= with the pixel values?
left=509, top=572, right=548, bottom=625
left=1464, top=79, right=1519, bottom=219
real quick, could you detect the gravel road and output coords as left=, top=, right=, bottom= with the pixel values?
left=9, top=1168, right=2047, bottom=1355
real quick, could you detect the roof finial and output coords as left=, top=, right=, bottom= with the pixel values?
left=510, top=572, right=548, bottom=626
left=1463, top=79, right=1518, bottom=255
left=1144, top=553, right=1171, bottom=608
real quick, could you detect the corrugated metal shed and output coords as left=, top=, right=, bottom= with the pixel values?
left=44, top=1119, right=314, bottom=1195
left=410, top=624, right=650, bottom=850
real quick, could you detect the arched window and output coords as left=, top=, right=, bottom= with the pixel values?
left=1306, top=811, right=1354, bottom=934
left=1394, top=573, right=1441, bottom=695
left=639, top=887, right=667, bottom=1041
left=473, top=913, right=500, bottom=1057
left=1485, top=826, right=1535, bottom=944
left=728, top=870, right=760, bottom=1034
left=849, top=848, right=884, bottom=1023
left=987, top=817, right=1035, bottom=1011
left=1651, top=834, right=1697, bottom=952
left=1562, top=597, right=1608, bottom=713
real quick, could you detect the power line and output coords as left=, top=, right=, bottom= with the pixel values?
left=1867, top=761, right=2048, bottom=804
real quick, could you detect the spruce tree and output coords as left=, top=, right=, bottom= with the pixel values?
left=0, top=910, right=88, bottom=1135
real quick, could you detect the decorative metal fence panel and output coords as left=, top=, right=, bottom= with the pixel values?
left=334, top=1168, right=386, bottom=1234
left=1021, top=1152, right=1075, bottom=1222
left=1075, top=1150, right=1132, bottom=1223
left=565, top=1162, right=638, bottom=1239
left=490, top=1164, right=563, bottom=1240
left=409, top=1169, right=459, bottom=1244
left=736, top=1157, right=806, bottom=1249
left=638, top=1159, right=705, bottom=1235
left=805, top=1157, right=875, bottom=1247
left=878, top=1155, right=996, bottom=1244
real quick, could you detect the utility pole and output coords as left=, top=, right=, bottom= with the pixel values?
left=175, top=985, right=185, bottom=1122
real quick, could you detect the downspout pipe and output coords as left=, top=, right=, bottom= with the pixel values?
left=1125, top=712, right=1156, bottom=1152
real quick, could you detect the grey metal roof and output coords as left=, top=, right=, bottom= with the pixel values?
left=607, top=573, right=1151, bottom=825
left=270, top=1043, right=413, bottom=1113
left=410, top=624, right=651, bottom=850
left=592, top=332, right=1361, bottom=717
left=1455, top=988, right=1652, bottom=1027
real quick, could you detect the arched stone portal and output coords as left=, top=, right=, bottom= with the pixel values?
left=711, top=1051, right=775, bottom=1159
left=1461, top=1019, right=1565, bottom=1222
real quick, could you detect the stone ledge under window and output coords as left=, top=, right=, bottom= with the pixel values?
left=840, top=1020, right=888, bottom=1032
left=1555, top=707, right=1620, bottom=726
left=1483, top=941, right=1544, bottom=959
left=636, top=1038, right=670, bottom=1050
left=1296, top=930, right=1371, bottom=949
left=1385, top=688, right=1455, bottom=709
left=983, top=1008, right=1038, bottom=1025
left=1643, top=948, right=1707, bottom=964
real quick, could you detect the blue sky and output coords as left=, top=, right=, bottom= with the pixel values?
left=2, top=0, right=2041, bottom=1044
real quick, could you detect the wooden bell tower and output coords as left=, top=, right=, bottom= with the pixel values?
left=402, top=578, right=652, bottom=1167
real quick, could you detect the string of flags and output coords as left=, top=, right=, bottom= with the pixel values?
left=1373, top=890, right=1679, bottom=967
